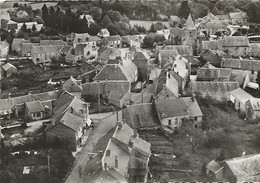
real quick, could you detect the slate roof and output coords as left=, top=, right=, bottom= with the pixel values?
left=230, top=88, right=253, bottom=103
left=222, top=36, right=249, bottom=47
left=2, top=63, right=17, bottom=71
left=25, top=100, right=44, bottom=113
left=80, top=61, right=95, bottom=73
left=197, top=64, right=231, bottom=81
left=155, top=97, right=190, bottom=119
left=73, top=33, right=100, bottom=43
left=31, top=45, right=60, bottom=54
left=202, top=40, right=222, bottom=50
left=134, top=50, right=150, bottom=61
left=183, top=97, right=203, bottom=117
left=184, top=14, right=196, bottom=31
left=223, top=154, right=260, bottom=181
left=206, top=160, right=223, bottom=174
left=103, top=35, right=122, bottom=42
left=65, top=54, right=79, bottom=61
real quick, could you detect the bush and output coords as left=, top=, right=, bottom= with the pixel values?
left=205, top=128, right=233, bottom=148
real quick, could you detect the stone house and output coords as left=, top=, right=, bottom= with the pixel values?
left=229, top=12, right=247, bottom=25
left=101, top=35, right=122, bottom=48
left=31, top=45, right=60, bottom=65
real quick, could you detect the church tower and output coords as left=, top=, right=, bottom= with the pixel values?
left=182, top=14, right=197, bottom=50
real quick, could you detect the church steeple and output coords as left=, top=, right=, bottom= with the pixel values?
left=184, top=14, right=196, bottom=31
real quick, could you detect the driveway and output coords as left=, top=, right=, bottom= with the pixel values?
left=64, top=110, right=122, bottom=183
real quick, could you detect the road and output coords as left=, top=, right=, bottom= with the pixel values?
left=131, top=83, right=154, bottom=104
left=64, top=110, right=122, bottom=183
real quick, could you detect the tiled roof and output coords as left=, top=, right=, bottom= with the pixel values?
left=222, top=58, right=260, bottom=71
left=155, top=97, right=190, bottom=119
left=134, top=50, right=150, bottom=61
left=94, top=64, right=128, bottom=81
left=229, top=12, right=246, bottom=19
left=249, top=43, right=260, bottom=53
left=230, top=88, right=253, bottom=103
left=206, top=160, right=223, bottom=174
left=31, top=45, right=60, bottom=54
left=182, top=97, right=203, bottom=117
left=2, top=63, right=17, bottom=71
left=80, top=61, right=95, bottom=73
left=59, top=111, right=85, bottom=132
left=25, top=100, right=44, bottom=113
left=65, top=53, right=79, bottom=61
left=104, top=35, right=122, bottom=42
left=12, top=38, right=30, bottom=46
left=248, top=98, right=260, bottom=111
left=157, top=45, right=193, bottom=56
left=74, top=44, right=87, bottom=50
left=73, top=33, right=101, bottom=43
left=222, top=36, right=249, bottom=47
left=123, top=103, right=159, bottom=128
left=63, top=76, right=82, bottom=92
left=98, top=47, right=121, bottom=60
left=40, top=40, right=65, bottom=46
left=224, top=154, right=260, bottom=181
left=60, top=45, right=72, bottom=54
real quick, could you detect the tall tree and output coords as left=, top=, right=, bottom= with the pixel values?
left=21, top=23, right=27, bottom=32
left=32, top=24, right=36, bottom=32
left=41, top=3, right=48, bottom=21
left=178, top=0, right=191, bottom=19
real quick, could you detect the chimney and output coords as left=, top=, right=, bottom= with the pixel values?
left=104, top=162, right=108, bottom=170
left=128, top=139, right=134, bottom=148
left=191, top=94, right=195, bottom=102
left=106, top=150, right=111, bottom=156
left=133, top=129, right=138, bottom=138
left=116, top=121, right=122, bottom=130
left=71, top=107, right=74, bottom=114
left=115, top=156, right=118, bottom=169
left=8, top=93, right=11, bottom=98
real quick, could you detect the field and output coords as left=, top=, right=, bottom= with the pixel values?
left=129, top=20, right=170, bottom=30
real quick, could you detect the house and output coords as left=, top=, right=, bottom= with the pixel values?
left=97, top=28, right=110, bottom=38
left=72, top=33, right=101, bottom=48
left=46, top=91, right=91, bottom=151
left=59, top=45, right=72, bottom=57
left=197, top=63, right=231, bottom=81
left=156, top=45, right=193, bottom=57
left=98, top=47, right=121, bottom=65
left=182, top=96, right=203, bottom=128
left=222, top=36, right=249, bottom=57
left=249, top=43, right=260, bottom=57
left=62, top=76, right=82, bottom=98
left=6, top=19, right=18, bottom=30
left=25, top=100, right=46, bottom=121
left=229, top=12, right=247, bottom=25
left=82, top=81, right=131, bottom=108
left=191, top=81, right=239, bottom=101
left=200, top=49, right=222, bottom=67
left=17, top=22, right=43, bottom=32
left=0, top=40, right=9, bottom=57
left=0, top=90, right=59, bottom=119
left=12, top=38, right=30, bottom=53
left=121, top=35, right=144, bottom=48
left=132, top=48, right=150, bottom=79
left=206, top=160, right=224, bottom=180
left=101, top=35, right=122, bottom=48
left=21, top=43, right=40, bottom=57
left=31, top=45, right=60, bottom=65
left=123, top=103, right=159, bottom=129
left=2, top=63, right=17, bottom=77
left=216, top=14, right=230, bottom=24
left=246, top=98, right=260, bottom=120
left=219, top=154, right=260, bottom=181
left=157, top=50, right=179, bottom=68
left=229, top=88, right=253, bottom=112
left=65, top=54, right=81, bottom=65
left=79, top=14, right=95, bottom=27
left=154, top=97, right=190, bottom=130
left=83, top=122, right=151, bottom=183
left=94, top=60, right=138, bottom=83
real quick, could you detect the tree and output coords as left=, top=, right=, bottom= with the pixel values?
left=143, top=35, right=155, bottom=48
left=107, top=10, right=122, bottom=22
left=233, top=31, right=242, bottom=36
left=149, top=23, right=156, bottom=32
left=246, top=2, right=260, bottom=23
left=178, top=0, right=191, bottom=19
left=13, top=3, right=19, bottom=8
left=41, top=3, right=48, bottom=21
left=89, top=7, right=102, bottom=22
left=154, top=22, right=164, bottom=31
left=32, top=24, right=37, bottom=32
left=21, top=23, right=27, bottom=32
left=101, top=15, right=112, bottom=26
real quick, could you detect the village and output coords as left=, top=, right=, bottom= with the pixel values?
left=1, top=0, right=260, bottom=182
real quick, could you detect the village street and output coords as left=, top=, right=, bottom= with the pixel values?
left=64, top=110, right=122, bottom=183
left=131, top=83, right=154, bottom=104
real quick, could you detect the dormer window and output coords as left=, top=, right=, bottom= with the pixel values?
left=78, top=38, right=81, bottom=42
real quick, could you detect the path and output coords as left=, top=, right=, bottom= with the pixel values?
left=131, top=83, right=154, bottom=104
left=64, top=110, right=122, bottom=183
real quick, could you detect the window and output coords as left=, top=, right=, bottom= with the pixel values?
left=168, top=73, right=170, bottom=78
left=194, top=117, right=197, bottom=121
left=37, top=112, right=41, bottom=117
left=175, top=118, right=178, bottom=125
left=168, top=119, right=171, bottom=126
left=251, top=70, right=254, bottom=74
left=36, top=58, right=40, bottom=62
